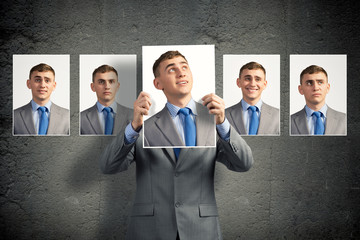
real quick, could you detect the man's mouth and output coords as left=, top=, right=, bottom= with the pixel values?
left=246, top=88, right=258, bottom=93
left=104, top=92, right=112, bottom=95
left=176, top=81, right=188, bottom=85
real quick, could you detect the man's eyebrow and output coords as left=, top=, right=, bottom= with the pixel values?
left=97, top=78, right=116, bottom=81
left=164, top=61, right=188, bottom=71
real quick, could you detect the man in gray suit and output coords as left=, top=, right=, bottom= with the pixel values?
left=100, top=51, right=253, bottom=240
left=225, top=61, right=279, bottom=135
left=13, top=63, right=69, bottom=135
left=80, top=65, right=133, bottom=135
left=291, top=65, right=346, bottom=135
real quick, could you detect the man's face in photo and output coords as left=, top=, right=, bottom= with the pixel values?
left=153, top=56, right=193, bottom=102
left=91, top=71, right=120, bottom=106
left=237, top=68, right=267, bottom=104
left=27, top=70, right=56, bottom=104
left=298, top=72, right=330, bottom=108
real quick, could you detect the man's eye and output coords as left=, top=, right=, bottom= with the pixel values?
left=99, top=80, right=105, bottom=84
left=169, top=68, right=175, bottom=72
left=182, top=66, right=187, bottom=70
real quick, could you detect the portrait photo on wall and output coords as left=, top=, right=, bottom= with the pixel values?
left=13, top=54, right=70, bottom=136
left=290, top=54, right=347, bottom=136
left=223, top=54, right=280, bottom=136
left=142, top=45, right=216, bottom=148
left=79, top=54, right=136, bottom=136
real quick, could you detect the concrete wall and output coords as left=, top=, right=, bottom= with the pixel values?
left=1, top=0, right=359, bottom=239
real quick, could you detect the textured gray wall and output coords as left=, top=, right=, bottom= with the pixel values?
left=1, top=0, right=360, bottom=239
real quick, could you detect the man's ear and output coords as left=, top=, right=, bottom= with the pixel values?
left=326, top=83, right=330, bottom=94
left=153, top=78, right=163, bottom=90
left=90, top=82, right=95, bottom=92
left=236, top=78, right=241, bottom=88
left=26, top=79, right=31, bottom=89
left=298, top=85, right=304, bottom=95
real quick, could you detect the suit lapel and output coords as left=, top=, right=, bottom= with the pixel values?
left=325, top=107, right=337, bottom=134
left=20, top=102, right=36, bottom=134
left=154, top=107, right=184, bottom=146
left=48, top=103, right=60, bottom=134
left=176, top=147, right=189, bottom=166
left=294, top=108, right=309, bottom=134
left=163, top=148, right=177, bottom=165
left=87, top=105, right=102, bottom=134
left=113, top=104, right=127, bottom=135
left=230, top=102, right=246, bottom=134
left=258, top=103, right=270, bottom=134
left=195, top=102, right=214, bottom=146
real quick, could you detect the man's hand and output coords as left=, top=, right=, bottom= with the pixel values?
left=202, top=93, right=225, bottom=125
left=132, top=91, right=152, bottom=131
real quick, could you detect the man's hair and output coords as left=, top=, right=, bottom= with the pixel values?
left=153, top=50, right=187, bottom=77
left=300, top=65, right=328, bottom=84
left=29, top=63, right=55, bottom=79
left=92, top=64, right=118, bottom=82
left=239, top=61, right=266, bottom=78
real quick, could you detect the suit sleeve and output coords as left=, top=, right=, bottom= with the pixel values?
left=99, top=130, right=137, bottom=174
left=216, top=126, right=253, bottom=172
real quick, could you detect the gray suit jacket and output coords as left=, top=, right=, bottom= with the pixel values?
left=290, top=106, right=347, bottom=135
left=144, top=102, right=215, bottom=146
left=100, top=126, right=253, bottom=240
left=80, top=103, right=133, bottom=135
left=225, top=101, right=280, bottom=135
left=13, top=101, right=70, bottom=135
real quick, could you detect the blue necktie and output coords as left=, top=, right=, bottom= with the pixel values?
left=38, top=106, right=48, bottom=135
left=312, top=111, right=324, bottom=135
left=174, top=108, right=196, bottom=159
left=248, top=106, right=259, bottom=135
left=103, top=107, right=114, bottom=135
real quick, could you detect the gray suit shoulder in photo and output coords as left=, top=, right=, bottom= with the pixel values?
left=225, top=101, right=280, bottom=135
left=144, top=101, right=215, bottom=147
left=13, top=101, right=70, bottom=135
left=80, top=103, right=133, bottom=135
left=290, top=106, right=346, bottom=135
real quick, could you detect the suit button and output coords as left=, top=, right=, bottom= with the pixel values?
left=175, top=202, right=181, bottom=208
left=174, top=172, right=179, bottom=177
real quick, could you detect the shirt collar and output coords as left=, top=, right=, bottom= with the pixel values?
left=305, top=104, right=328, bottom=117
left=96, top=101, right=117, bottom=113
left=166, top=98, right=197, bottom=117
left=241, top=99, right=263, bottom=112
left=31, top=99, right=52, bottom=112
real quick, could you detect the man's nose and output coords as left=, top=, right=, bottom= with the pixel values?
left=313, top=82, right=320, bottom=90
left=178, top=68, right=186, bottom=77
left=249, top=78, right=256, bottom=85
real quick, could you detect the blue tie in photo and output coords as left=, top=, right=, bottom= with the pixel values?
left=174, top=108, right=196, bottom=159
left=103, top=107, right=114, bottom=135
left=38, top=106, right=48, bottom=135
left=248, top=106, right=259, bottom=135
left=313, top=111, right=325, bottom=135
left=179, top=107, right=196, bottom=146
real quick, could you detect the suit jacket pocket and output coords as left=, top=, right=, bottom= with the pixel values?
left=199, top=204, right=218, bottom=217
left=131, top=203, right=154, bottom=217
